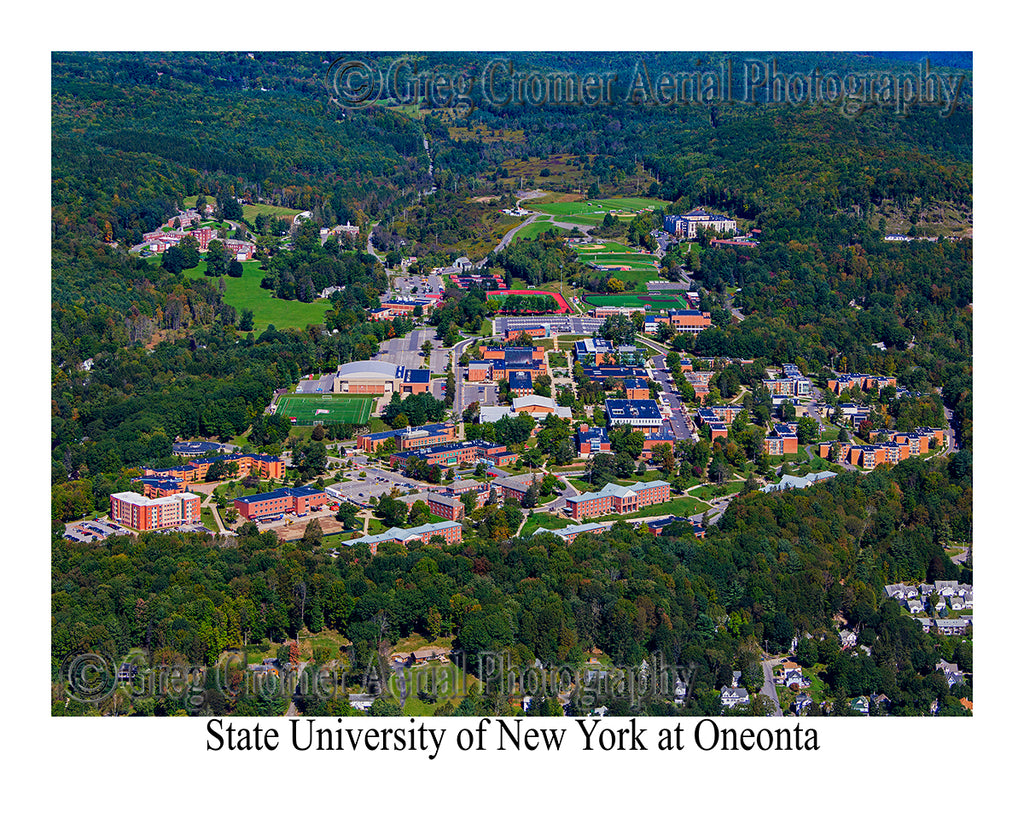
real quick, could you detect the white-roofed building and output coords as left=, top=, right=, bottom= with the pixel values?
left=332, top=360, right=430, bottom=395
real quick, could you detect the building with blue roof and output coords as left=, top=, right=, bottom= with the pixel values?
left=604, top=398, right=663, bottom=433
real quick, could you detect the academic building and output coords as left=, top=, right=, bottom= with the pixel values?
left=564, top=480, right=670, bottom=521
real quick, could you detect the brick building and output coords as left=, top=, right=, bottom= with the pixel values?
left=346, top=520, right=463, bottom=555
left=356, top=422, right=457, bottom=453
left=401, top=492, right=465, bottom=521
left=623, top=378, right=650, bottom=401
left=390, top=440, right=518, bottom=470
left=763, top=423, right=799, bottom=456
left=143, top=453, right=285, bottom=485
left=232, top=486, right=332, bottom=521
left=110, top=491, right=201, bottom=532
left=668, top=310, right=713, bottom=333
left=604, top=399, right=663, bottom=434
left=564, top=480, right=670, bottom=521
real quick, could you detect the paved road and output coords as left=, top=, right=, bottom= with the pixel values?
left=760, top=659, right=783, bottom=716
left=374, top=328, right=438, bottom=372
left=494, top=213, right=539, bottom=254
left=647, top=354, right=694, bottom=442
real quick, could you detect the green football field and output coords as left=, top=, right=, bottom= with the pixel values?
left=585, top=293, right=692, bottom=309
left=274, top=394, right=374, bottom=425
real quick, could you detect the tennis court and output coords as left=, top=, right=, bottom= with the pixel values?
left=274, top=394, right=374, bottom=425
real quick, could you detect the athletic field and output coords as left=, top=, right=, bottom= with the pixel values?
left=585, top=293, right=692, bottom=310
left=274, top=394, right=374, bottom=425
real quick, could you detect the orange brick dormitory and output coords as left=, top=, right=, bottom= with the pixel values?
left=142, top=453, right=286, bottom=492
left=233, top=486, right=332, bottom=521
left=110, top=491, right=201, bottom=532
left=820, top=428, right=944, bottom=469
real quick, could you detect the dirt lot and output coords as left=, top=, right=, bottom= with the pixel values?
left=266, top=512, right=354, bottom=542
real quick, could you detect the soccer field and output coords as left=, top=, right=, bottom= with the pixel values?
left=585, top=293, right=692, bottom=309
left=274, top=394, right=374, bottom=425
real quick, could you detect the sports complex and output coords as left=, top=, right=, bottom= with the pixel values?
left=274, top=394, right=375, bottom=425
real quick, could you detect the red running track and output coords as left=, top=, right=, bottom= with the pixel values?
left=489, top=289, right=570, bottom=314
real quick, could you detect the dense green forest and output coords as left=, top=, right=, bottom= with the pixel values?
left=52, top=52, right=972, bottom=717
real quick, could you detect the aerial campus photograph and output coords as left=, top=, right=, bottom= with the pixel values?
left=49, top=49, right=975, bottom=728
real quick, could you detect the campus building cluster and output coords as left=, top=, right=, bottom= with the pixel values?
left=762, top=364, right=812, bottom=397
left=663, top=209, right=737, bottom=239
left=110, top=491, right=201, bottom=532
left=333, top=361, right=430, bottom=395
left=467, top=346, right=546, bottom=382
left=141, top=453, right=286, bottom=496
left=565, top=480, right=670, bottom=520
left=142, top=221, right=256, bottom=260
left=826, top=372, right=899, bottom=394
left=356, top=422, right=457, bottom=453
left=683, top=369, right=713, bottom=401
left=820, top=428, right=943, bottom=469
left=399, top=491, right=466, bottom=521
left=389, top=440, right=518, bottom=471
left=368, top=296, right=440, bottom=321
left=695, top=405, right=745, bottom=441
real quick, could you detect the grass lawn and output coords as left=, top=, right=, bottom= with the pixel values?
left=224, top=481, right=275, bottom=499
left=533, top=197, right=669, bottom=217
left=275, top=394, right=374, bottom=425
left=522, top=511, right=571, bottom=538
left=805, top=664, right=827, bottom=702
left=691, top=481, right=747, bottom=499
left=300, top=629, right=353, bottom=664
left=514, top=219, right=571, bottom=243
left=241, top=203, right=304, bottom=223
left=623, top=495, right=711, bottom=520
left=553, top=214, right=606, bottom=226
left=386, top=660, right=478, bottom=713
left=200, top=506, right=218, bottom=530
left=181, top=260, right=332, bottom=331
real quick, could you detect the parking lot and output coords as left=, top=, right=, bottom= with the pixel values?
left=296, top=373, right=335, bottom=393
left=392, top=273, right=443, bottom=297
left=64, top=519, right=130, bottom=542
left=374, top=328, right=439, bottom=373
left=326, top=465, right=429, bottom=509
